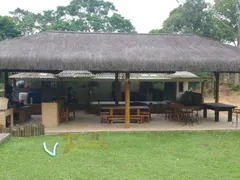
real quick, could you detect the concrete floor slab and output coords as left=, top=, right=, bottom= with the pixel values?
left=21, top=110, right=240, bottom=134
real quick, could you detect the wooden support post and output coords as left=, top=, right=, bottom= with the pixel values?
left=211, top=73, right=215, bottom=99
left=115, top=72, right=119, bottom=105
left=117, top=82, right=121, bottom=104
left=214, top=72, right=220, bottom=103
left=175, top=81, right=179, bottom=100
left=125, top=73, right=130, bottom=128
left=12, top=78, right=16, bottom=88
left=201, top=81, right=205, bottom=103
left=87, top=86, right=91, bottom=107
left=4, top=72, right=8, bottom=98
left=183, top=82, right=189, bottom=92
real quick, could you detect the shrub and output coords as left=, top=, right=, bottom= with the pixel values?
left=0, top=83, right=4, bottom=89
left=231, top=84, right=240, bottom=91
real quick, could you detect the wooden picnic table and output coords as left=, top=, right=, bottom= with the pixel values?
left=101, top=106, right=149, bottom=116
left=202, top=103, right=237, bottom=122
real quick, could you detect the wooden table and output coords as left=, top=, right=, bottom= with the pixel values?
left=101, top=106, right=149, bottom=123
left=101, top=106, right=149, bottom=116
left=202, top=103, right=236, bottom=122
left=0, top=108, right=14, bottom=128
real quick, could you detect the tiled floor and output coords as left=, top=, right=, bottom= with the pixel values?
left=22, top=110, right=240, bottom=134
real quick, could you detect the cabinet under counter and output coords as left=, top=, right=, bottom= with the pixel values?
left=41, top=102, right=60, bottom=127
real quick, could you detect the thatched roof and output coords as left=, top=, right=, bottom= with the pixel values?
left=9, top=72, right=56, bottom=79
left=56, top=71, right=94, bottom=78
left=169, top=71, right=198, bottom=78
left=93, top=71, right=200, bottom=80
left=1, top=31, right=240, bottom=72
left=9, top=71, right=207, bottom=81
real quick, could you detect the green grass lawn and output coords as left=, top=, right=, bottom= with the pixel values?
left=1, top=131, right=240, bottom=180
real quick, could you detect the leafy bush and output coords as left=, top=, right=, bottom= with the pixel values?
left=193, top=72, right=211, bottom=78
left=231, top=85, right=240, bottom=91
left=0, top=83, right=4, bottom=89
left=189, top=82, right=201, bottom=91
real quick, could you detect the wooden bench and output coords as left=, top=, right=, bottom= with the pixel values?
left=100, top=112, right=110, bottom=123
left=140, top=112, right=151, bottom=122
left=107, top=115, right=143, bottom=124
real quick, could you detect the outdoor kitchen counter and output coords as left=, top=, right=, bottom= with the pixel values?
left=42, top=101, right=63, bottom=127
left=13, top=106, right=31, bottom=124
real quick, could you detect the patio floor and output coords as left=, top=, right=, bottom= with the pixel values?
left=23, top=110, right=240, bottom=134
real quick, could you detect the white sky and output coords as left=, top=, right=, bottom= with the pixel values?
left=0, top=0, right=214, bottom=33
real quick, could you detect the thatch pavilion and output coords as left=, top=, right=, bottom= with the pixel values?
left=1, top=31, right=240, bottom=128
left=8, top=71, right=207, bottom=116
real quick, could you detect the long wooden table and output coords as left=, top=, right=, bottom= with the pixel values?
left=202, top=103, right=236, bottom=122
left=92, top=101, right=159, bottom=105
left=101, top=106, right=150, bottom=123
left=101, top=106, right=149, bottom=116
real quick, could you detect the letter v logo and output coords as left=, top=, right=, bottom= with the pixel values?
left=43, top=142, right=59, bottom=157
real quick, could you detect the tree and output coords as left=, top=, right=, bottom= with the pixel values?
left=151, top=0, right=224, bottom=40
left=213, top=0, right=240, bottom=84
left=0, top=16, right=21, bottom=41
left=213, top=0, right=238, bottom=45
left=9, top=8, right=38, bottom=36
left=149, top=29, right=164, bottom=33
left=150, top=0, right=236, bottom=43
left=149, top=0, right=240, bottom=83
left=0, top=16, right=20, bottom=89
left=10, top=0, right=135, bottom=35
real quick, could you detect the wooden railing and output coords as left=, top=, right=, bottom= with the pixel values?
left=0, top=124, right=45, bottom=137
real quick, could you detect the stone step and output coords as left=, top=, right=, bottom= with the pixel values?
left=0, top=133, right=10, bottom=144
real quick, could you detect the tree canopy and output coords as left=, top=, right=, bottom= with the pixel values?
left=0, top=16, right=21, bottom=41
left=150, top=0, right=240, bottom=81
left=10, top=0, right=136, bottom=35
left=213, top=0, right=238, bottom=45
left=150, top=0, right=239, bottom=45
